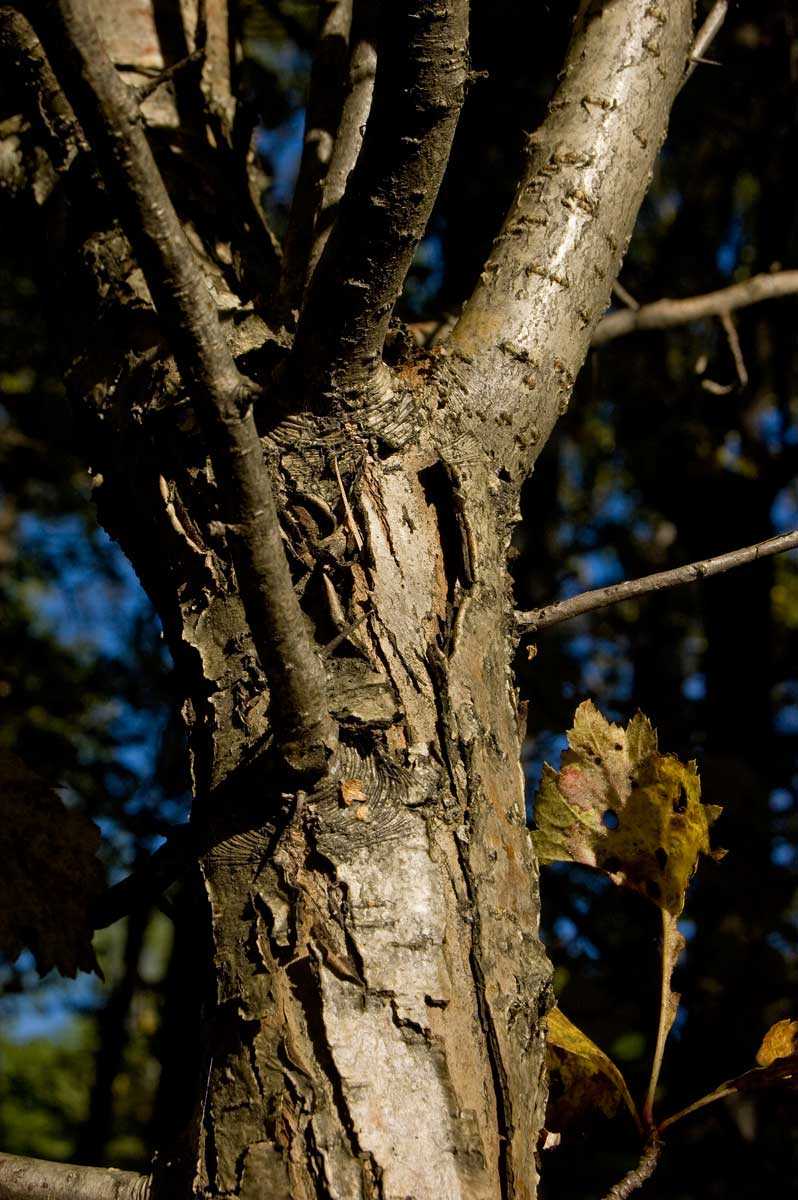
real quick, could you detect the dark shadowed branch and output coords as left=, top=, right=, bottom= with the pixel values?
left=282, top=0, right=377, bottom=308
left=516, top=531, right=798, bottom=635
left=291, top=0, right=469, bottom=404
left=592, top=270, right=798, bottom=345
left=280, top=0, right=353, bottom=310
left=0, top=1153, right=151, bottom=1200
left=444, top=0, right=694, bottom=480
left=92, top=826, right=197, bottom=929
left=307, top=0, right=377, bottom=287
left=28, top=0, right=336, bottom=775
left=0, top=6, right=84, bottom=165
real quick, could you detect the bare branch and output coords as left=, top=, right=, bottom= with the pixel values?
left=444, top=0, right=694, bottom=479
left=593, top=270, right=798, bottom=346
left=0, top=1153, right=151, bottom=1200
left=291, top=0, right=469, bottom=405
left=92, top=826, right=197, bottom=929
left=600, top=1134, right=663, bottom=1200
left=612, top=279, right=640, bottom=311
left=516, top=531, right=798, bottom=635
left=695, top=308, right=749, bottom=394
left=0, top=7, right=84, bottom=167
left=307, top=0, right=377, bottom=290
left=28, top=0, right=336, bottom=776
left=683, top=0, right=728, bottom=86
left=718, top=309, right=748, bottom=387
left=196, top=0, right=234, bottom=124
left=134, top=47, right=204, bottom=103
left=281, top=0, right=354, bottom=310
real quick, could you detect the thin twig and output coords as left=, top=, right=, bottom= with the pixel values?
left=719, top=309, right=748, bottom=387
left=30, top=0, right=336, bottom=776
left=699, top=310, right=749, bottom=394
left=659, top=1084, right=737, bottom=1132
left=593, top=271, right=798, bottom=346
left=292, top=0, right=469, bottom=403
left=600, top=1134, right=663, bottom=1200
left=612, top=279, right=640, bottom=311
left=321, top=608, right=370, bottom=658
left=333, top=452, right=364, bottom=551
left=516, top=530, right=798, bottom=634
left=683, top=0, right=728, bottom=87
left=135, top=47, right=204, bottom=103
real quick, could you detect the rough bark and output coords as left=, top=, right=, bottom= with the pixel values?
left=0, top=1153, right=151, bottom=1200
left=0, top=1, right=698, bottom=1197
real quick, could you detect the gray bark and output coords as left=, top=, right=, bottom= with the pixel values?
left=0, top=1, right=696, bottom=1196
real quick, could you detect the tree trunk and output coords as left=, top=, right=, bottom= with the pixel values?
left=187, top=442, right=551, bottom=1199
left=0, top=0, right=695, bottom=1195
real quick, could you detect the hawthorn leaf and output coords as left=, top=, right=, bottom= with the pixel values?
left=756, top=1018, right=798, bottom=1067
left=0, top=750, right=103, bottom=977
left=532, top=700, right=724, bottom=915
left=545, top=1006, right=641, bottom=1133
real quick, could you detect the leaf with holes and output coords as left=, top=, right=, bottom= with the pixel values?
left=545, top=1006, right=641, bottom=1133
left=0, top=750, right=103, bottom=977
left=532, top=701, right=724, bottom=915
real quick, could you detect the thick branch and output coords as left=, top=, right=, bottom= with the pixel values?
left=291, top=0, right=469, bottom=405
left=0, top=1153, right=151, bottom=1200
left=27, top=0, right=336, bottom=775
left=592, top=270, right=798, bottom=345
left=516, top=531, right=798, bottom=635
left=443, top=0, right=693, bottom=479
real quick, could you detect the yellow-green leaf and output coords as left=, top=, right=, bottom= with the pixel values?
left=756, top=1019, right=798, bottom=1067
left=545, top=1006, right=641, bottom=1133
left=532, top=701, right=724, bottom=915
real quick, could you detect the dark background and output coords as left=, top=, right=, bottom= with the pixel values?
left=1, top=2, right=796, bottom=1196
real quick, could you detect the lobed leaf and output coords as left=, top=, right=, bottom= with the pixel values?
left=532, top=700, right=724, bottom=915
